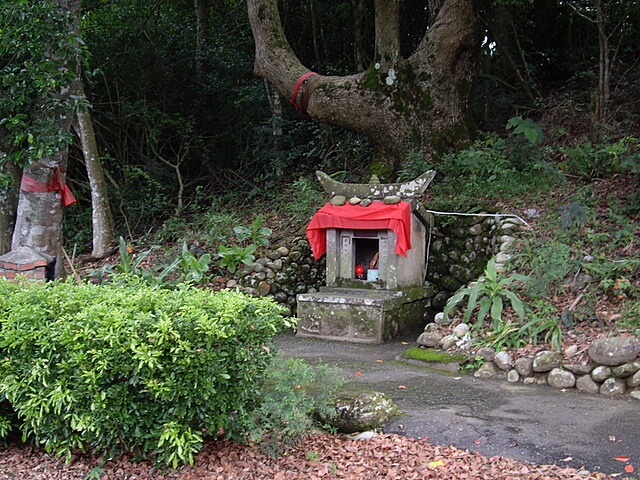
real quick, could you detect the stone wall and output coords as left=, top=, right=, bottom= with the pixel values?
left=226, top=236, right=325, bottom=316
left=426, top=213, right=523, bottom=310
left=473, top=336, right=640, bottom=400
left=225, top=212, right=522, bottom=319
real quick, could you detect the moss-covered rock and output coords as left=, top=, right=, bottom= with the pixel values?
left=322, top=391, right=400, bottom=434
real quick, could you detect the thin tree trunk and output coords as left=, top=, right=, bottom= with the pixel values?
left=74, top=80, right=115, bottom=258
left=265, top=80, right=284, bottom=146
left=593, top=0, right=608, bottom=139
left=194, top=0, right=209, bottom=77
left=0, top=158, right=21, bottom=255
left=351, top=0, right=366, bottom=72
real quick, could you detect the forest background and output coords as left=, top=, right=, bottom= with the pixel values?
left=1, top=0, right=639, bottom=263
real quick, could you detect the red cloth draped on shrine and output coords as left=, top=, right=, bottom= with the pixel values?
left=306, top=201, right=412, bottom=260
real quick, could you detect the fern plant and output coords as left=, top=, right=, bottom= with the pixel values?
left=443, top=259, right=529, bottom=331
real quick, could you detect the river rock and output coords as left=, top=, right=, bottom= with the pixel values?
left=474, top=361, right=500, bottom=379
left=423, top=322, right=439, bottom=333
left=507, top=369, right=520, bottom=383
left=630, top=389, right=640, bottom=401
left=440, top=335, right=458, bottom=351
left=591, top=365, right=611, bottom=383
left=452, top=323, right=470, bottom=338
left=628, top=370, right=640, bottom=388
left=563, top=345, right=579, bottom=356
left=514, top=357, right=533, bottom=377
left=547, top=368, right=576, bottom=389
left=612, top=361, right=640, bottom=379
left=494, top=351, right=513, bottom=371
left=477, top=347, right=496, bottom=362
left=599, top=377, right=626, bottom=396
left=588, top=337, right=640, bottom=366
left=330, top=195, right=347, bottom=206
left=532, top=351, right=563, bottom=372
left=417, top=332, right=442, bottom=348
left=383, top=195, right=401, bottom=204
left=576, top=375, right=600, bottom=394
left=563, top=364, right=594, bottom=375
left=257, top=281, right=271, bottom=296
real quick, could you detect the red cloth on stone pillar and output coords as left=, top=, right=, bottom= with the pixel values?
left=306, top=201, right=412, bottom=260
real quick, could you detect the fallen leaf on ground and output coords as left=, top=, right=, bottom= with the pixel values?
left=624, top=464, right=634, bottom=473
left=614, top=456, right=630, bottom=462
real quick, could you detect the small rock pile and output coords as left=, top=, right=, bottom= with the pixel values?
left=418, top=319, right=640, bottom=400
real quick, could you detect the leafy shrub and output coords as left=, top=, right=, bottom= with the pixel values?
left=517, top=238, right=578, bottom=297
left=273, top=176, right=324, bottom=225
left=233, top=214, right=272, bottom=247
left=91, top=237, right=211, bottom=286
left=443, top=259, right=529, bottom=331
left=243, top=356, right=343, bottom=456
left=0, top=276, right=293, bottom=467
left=396, top=150, right=433, bottom=182
left=216, top=244, right=257, bottom=274
left=558, top=136, right=638, bottom=179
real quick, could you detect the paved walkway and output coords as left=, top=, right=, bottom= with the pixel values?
left=274, top=329, right=640, bottom=478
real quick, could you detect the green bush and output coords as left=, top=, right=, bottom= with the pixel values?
left=0, top=276, right=293, bottom=467
left=243, top=356, right=343, bottom=456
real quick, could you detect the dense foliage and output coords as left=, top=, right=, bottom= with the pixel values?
left=0, top=0, right=81, bottom=166
left=0, top=276, right=293, bottom=467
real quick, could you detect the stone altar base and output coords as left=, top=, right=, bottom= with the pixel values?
left=296, top=287, right=431, bottom=344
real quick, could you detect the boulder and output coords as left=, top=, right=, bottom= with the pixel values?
left=588, top=337, right=640, bottom=366
left=326, top=392, right=399, bottom=434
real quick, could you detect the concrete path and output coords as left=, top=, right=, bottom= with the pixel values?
left=274, top=329, right=640, bottom=478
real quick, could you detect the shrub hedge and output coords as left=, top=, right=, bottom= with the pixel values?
left=0, top=275, right=293, bottom=467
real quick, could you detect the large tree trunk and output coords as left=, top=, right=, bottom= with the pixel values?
left=11, top=0, right=79, bottom=278
left=247, top=0, right=479, bottom=174
left=74, top=79, right=115, bottom=258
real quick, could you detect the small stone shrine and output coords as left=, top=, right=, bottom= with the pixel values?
left=296, top=171, right=435, bottom=343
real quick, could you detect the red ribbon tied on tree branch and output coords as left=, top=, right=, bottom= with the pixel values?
left=290, top=72, right=319, bottom=119
left=20, top=167, right=77, bottom=207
